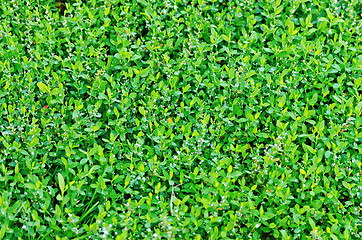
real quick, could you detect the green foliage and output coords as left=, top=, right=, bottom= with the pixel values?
left=0, top=0, right=361, bottom=239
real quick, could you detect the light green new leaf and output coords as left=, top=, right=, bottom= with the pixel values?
left=29, top=137, right=39, bottom=148
left=37, top=82, right=50, bottom=93
left=58, top=173, right=65, bottom=196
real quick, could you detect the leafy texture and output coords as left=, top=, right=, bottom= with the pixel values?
left=0, top=0, right=361, bottom=239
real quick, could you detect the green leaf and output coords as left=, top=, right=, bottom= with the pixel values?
left=230, top=171, right=242, bottom=178
left=139, top=67, right=150, bottom=77
left=37, top=82, right=50, bottom=93
left=58, top=173, right=65, bottom=196
left=221, top=34, right=230, bottom=42
left=325, top=151, right=333, bottom=158
left=29, top=137, right=39, bottom=147
left=309, top=92, right=318, bottom=106
left=117, top=231, right=128, bottom=240
left=288, top=21, right=295, bottom=35
left=334, top=142, right=347, bottom=153
left=261, top=213, right=275, bottom=221
left=235, top=144, right=248, bottom=153
left=245, top=71, right=256, bottom=79
left=306, top=145, right=316, bottom=154
left=308, top=217, right=316, bottom=229
left=131, top=54, right=142, bottom=61
left=139, top=106, right=145, bottom=116
left=228, top=67, right=235, bottom=79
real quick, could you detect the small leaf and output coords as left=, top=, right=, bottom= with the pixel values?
left=37, top=82, right=50, bottom=93
left=131, top=54, right=142, bottom=61
left=58, top=173, right=65, bottom=196
left=139, top=106, right=145, bottom=116
left=288, top=21, right=295, bottom=35
left=116, top=231, right=128, bottom=240
left=221, top=34, right=230, bottom=42
left=29, top=137, right=39, bottom=148
left=139, top=67, right=150, bottom=77
left=245, top=71, right=256, bottom=79
left=324, top=151, right=333, bottom=158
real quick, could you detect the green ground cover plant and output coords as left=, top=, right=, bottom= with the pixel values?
left=0, top=0, right=362, bottom=239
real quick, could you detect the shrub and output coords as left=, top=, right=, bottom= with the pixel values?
left=0, top=0, right=361, bottom=239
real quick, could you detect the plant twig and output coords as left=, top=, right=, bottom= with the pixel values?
left=170, top=183, right=182, bottom=216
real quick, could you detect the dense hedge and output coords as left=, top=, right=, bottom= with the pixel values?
left=0, top=0, right=361, bottom=239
